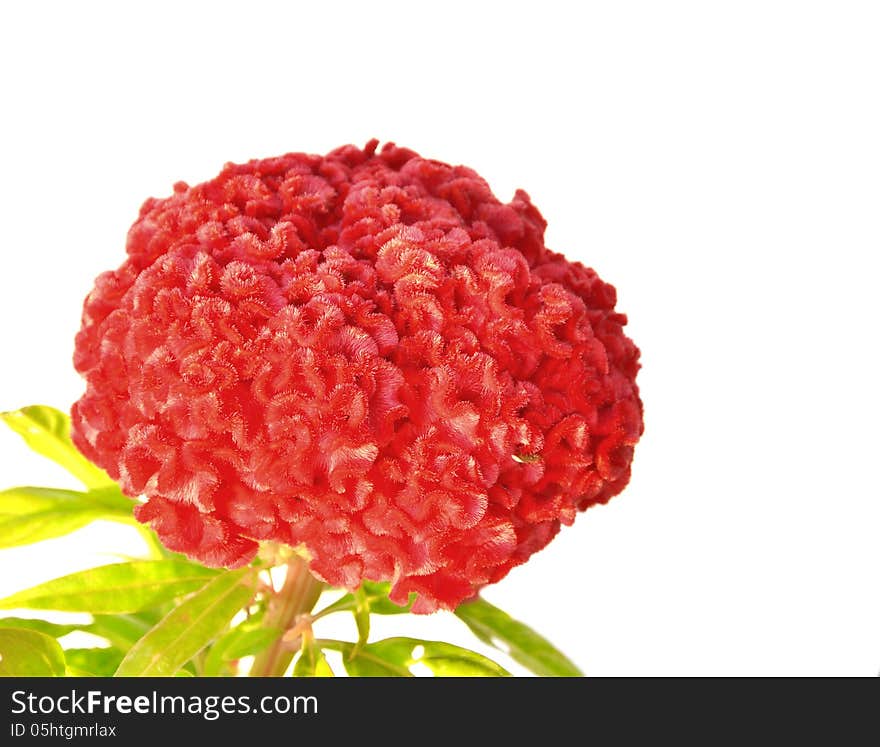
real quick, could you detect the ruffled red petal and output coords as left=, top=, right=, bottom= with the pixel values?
left=72, top=141, right=643, bottom=611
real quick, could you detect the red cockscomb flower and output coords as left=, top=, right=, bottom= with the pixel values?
left=71, top=140, right=643, bottom=612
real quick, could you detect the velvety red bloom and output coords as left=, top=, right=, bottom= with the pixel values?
left=71, top=140, right=643, bottom=612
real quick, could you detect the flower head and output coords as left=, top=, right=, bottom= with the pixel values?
left=72, top=140, right=643, bottom=612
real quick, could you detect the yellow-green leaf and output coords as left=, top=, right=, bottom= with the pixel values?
left=0, top=617, right=79, bottom=638
left=115, top=569, right=256, bottom=677
left=204, top=623, right=280, bottom=676
left=65, top=666, right=97, bottom=677
left=1, top=405, right=113, bottom=489
left=63, top=647, right=125, bottom=677
left=0, top=561, right=219, bottom=613
left=0, top=628, right=66, bottom=676
left=323, top=637, right=510, bottom=677
left=455, top=597, right=583, bottom=677
left=314, top=580, right=415, bottom=619
left=0, top=486, right=132, bottom=548
left=293, top=637, right=334, bottom=677
left=88, top=611, right=161, bottom=649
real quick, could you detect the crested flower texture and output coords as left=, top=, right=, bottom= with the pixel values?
left=72, top=140, right=643, bottom=611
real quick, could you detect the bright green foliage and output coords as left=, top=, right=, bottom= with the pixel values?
left=0, top=628, right=66, bottom=676
left=115, top=569, right=256, bottom=676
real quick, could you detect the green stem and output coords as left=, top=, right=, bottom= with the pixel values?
left=250, top=556, right=325, bottom=677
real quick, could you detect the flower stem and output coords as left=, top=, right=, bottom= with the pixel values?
left=250, top=555, right=325, bottom=677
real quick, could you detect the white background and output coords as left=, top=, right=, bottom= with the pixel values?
left=1, top=1, right=877, bottom=676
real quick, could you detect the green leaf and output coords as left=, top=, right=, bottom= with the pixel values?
left=204, top=623, right=280, bottom=677
left=313, top=654, right=333, bottom=677
left=322, top=637, right=510, bottom=677
left=115, top=568, right=256, bottom=677
left=361, top=581, right=416, bottom=614
left=83, top=487, right=135, bottom=514
left=63, top=647, right=125, bottom=677
left=0, top=611, right=164, bottom=652
left=0, top=617, right=80, bottom=638
left=0, top=628, right=66, bottom=676
left=1, top=405, right=114, bottom=489
left=0, top=611, right=168, bottom=648
left=219, top=626, right=280, bottom=660
left=88, top=612, right=161, bottom=649
left=293, top=638, right=334, bottom=677
left=202, top=607, right=267, bottom=676
left=65, top=666, right=97, bottom=677
left=0, top=486, right=133, bottom=548
left=0, top=560, right=219, bottom=613
left=314, top=580, right=415, bottom=619
left=330, top=640, right=411, bottom=677
left=455, top=597, right=583, bottom=677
